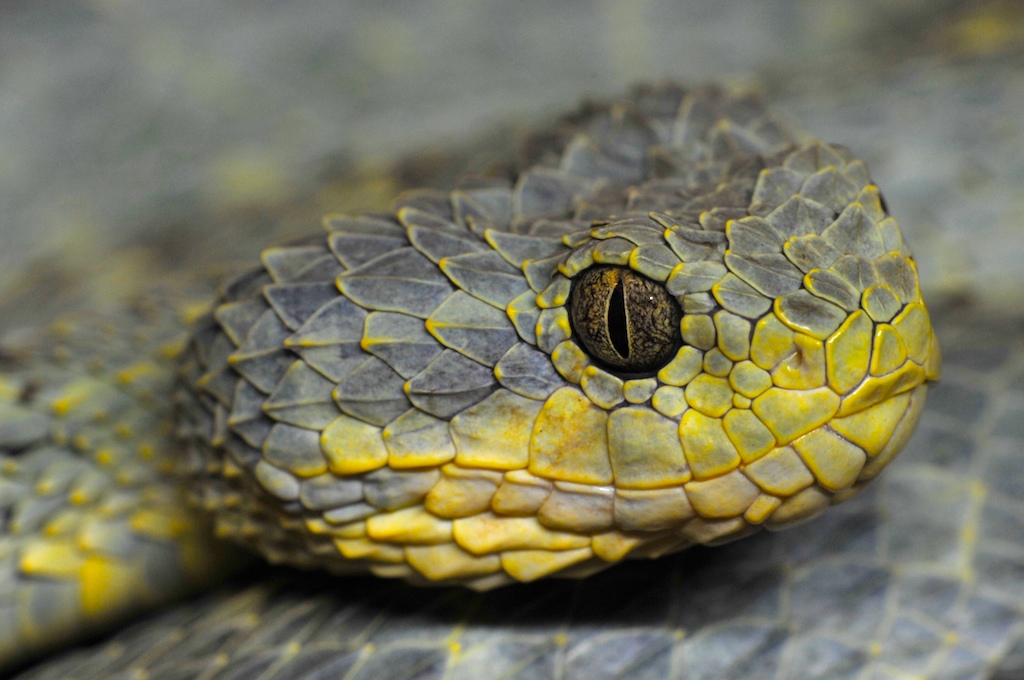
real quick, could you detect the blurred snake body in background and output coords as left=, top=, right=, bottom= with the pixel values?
left=0, top=85, right=941, bottom=674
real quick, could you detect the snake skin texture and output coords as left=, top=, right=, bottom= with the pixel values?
left=2, top=84, right=966, bottom=678
left=13, top=311, right=1024, bottom=680
left=0, top=285, right=238, bottom=669
left=176, top=84, right=939, bottom=588
left=17, top=308, right=1024, bottom=680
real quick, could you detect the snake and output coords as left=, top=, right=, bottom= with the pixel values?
left=0, top=83, right=950, bottom=677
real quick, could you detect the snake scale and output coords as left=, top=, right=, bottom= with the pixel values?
left=3, top=83, right=994, bottom=679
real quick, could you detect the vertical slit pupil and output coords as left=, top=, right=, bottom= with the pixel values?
left=608, top=279, right=630, bottom=358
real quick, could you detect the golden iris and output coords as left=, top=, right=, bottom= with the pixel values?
left=568, top=266, right=682, bottom=374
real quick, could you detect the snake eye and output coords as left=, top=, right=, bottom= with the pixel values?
left=568, top=266, right=682, bottom=374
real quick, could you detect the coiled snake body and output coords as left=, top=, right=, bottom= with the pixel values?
left=1, top=85, right=942, bottom=674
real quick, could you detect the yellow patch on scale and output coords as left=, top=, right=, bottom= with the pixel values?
left=19, top=539, right=86, bottom=578
left=450, top=391, right=541, bottom=471
left=869, top=324, right=908, bottom=376
left=404, top=543, right=501, bottom=581
left=424, top=466, right=501, bottom=519
left=729, top=361, right=773, bottom=398
left=892, top=302, right=932, bottom=364
left=771, top=333, right=826, bottom=390
left=722, top=409, right=777, bottom=464
left=591, top=531, right=645, bottom=562
left=837, top=361, right=925, bottom=417
left=334, top=537, right=405, bottom=563
left=743, top=495, right=783, bottom=524
left=500, top=547, right=593, bottom=582
left=825, top=309, right=872, bottom=395
left=320, top=415, right=388, bottom=474
left=830, top=390, right=912, bottom=456
left=367, top=507, right=453, bottom=545
left=679, top=410, right=740, bottom=479
left=792, top=429, right=867, bottom=491
left=114, top=361, right=161, bottom=386
left=750, top=314, right=799, bottom=370
left=751, top=387, right=840, bottom=444
left=743, top=446, right=815, bottom=497
left=658, top=346, right=704, bottom=386
left=452, top=513, right=590, bottom=555
left=684, top=470, right=760, bottom=518
left=81, top=556, right=143, bottom=618
left=528, top=387, right=612, bottom=485
left=130, top=508, right=188, bottom=540
left=684, top=374, right=733, bottom=418
left=608, top=407, right=691, bottom=489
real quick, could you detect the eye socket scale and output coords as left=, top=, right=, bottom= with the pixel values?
left=568, top=266, right=683, bottom=374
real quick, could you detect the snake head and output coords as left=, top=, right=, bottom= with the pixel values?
left=526, top=152, right=939, bottom=524
left=179, top=86, right=941, bottom=589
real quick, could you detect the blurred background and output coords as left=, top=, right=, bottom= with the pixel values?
left=0, top=0, right=1021, bottom=329
left=2, top=4, right=1024, bottom=676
